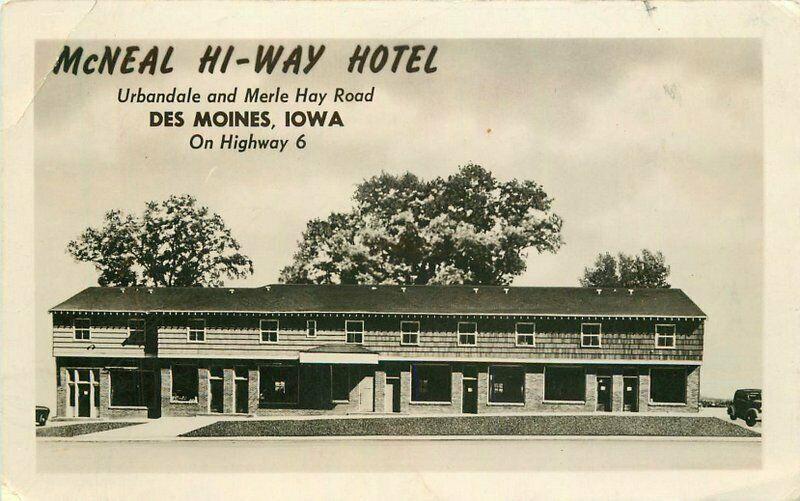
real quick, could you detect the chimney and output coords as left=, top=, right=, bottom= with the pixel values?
left=596, top=288, right=602, bottom=295
left=503, top=287, right=510, bottom=294
left=400, top=286, right=407, bottom=293
left=120, top=288, right=125, bottom=294
left=229, top=289, right=235, bottom=294
left=473, top=287, right=479, bottom=294
left=628, top=289, right=634, bottom=295
left=147, top=288, right=154, bottom=294
left=265, top=286, right=271, bottom=292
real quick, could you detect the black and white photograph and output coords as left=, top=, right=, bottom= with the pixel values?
left=3, top=2, right=800, bottom=500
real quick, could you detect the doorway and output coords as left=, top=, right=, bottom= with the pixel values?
left=66, top=368, right=99, bottom=418
left=141, top=370, right=161, bottom=418
left=596, top=376, right=612, bottom=412
left=385, top=376, right=401, bottom=413
left=462, top=378, right=478, bottom=414
left=623, top=376, right=639, bottom=412
left=209, top=367, right=224, bottom=413
left=234, top=367, right=249, bottom=414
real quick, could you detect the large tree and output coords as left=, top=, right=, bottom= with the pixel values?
left=280, top=164, right=564, bottom=285
left=67, top=194, right=253, bottom=286
left=579, top=249, right=671, bottom=288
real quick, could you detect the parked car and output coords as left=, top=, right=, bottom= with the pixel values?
left=727, top=389, right=761, bottom=427
left=35, top=405, right=50, bottom=427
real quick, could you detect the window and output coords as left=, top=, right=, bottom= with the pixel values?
left=306, top=320, right=317, bottom=338
left=74, top=318, right=91, bottom=340
left=515, top=322, right=535, bottom=346
left=330, top=366, right=350, bottom=402
left=544, top=366, right=586, bottom=402
left=260, top=319, right=279, bottom=343
left=128, top=319, right=145, bottom=344
left=457, top=322, right=477, bottom=346
left=110, top=369, right=144, bottom=407
left=650, top=368, right=687, bottom=404
left=411, top=364, right=451, bottom=403
left=401, top=321, right=420, bottom=345
left=489, top=365, right=525, bottom=404
left=259, top=365, right=299, bottom=405
left=655, top=324, right=676, bottom=348
left=581, top=323, right=602, bottom=347
left=346, top=320, right=364, bottom=344
left=187, top=319, right=205, bottom=342
left=171, top=365, right=198, bottom=402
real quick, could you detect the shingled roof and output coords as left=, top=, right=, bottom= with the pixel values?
left=50, top=284, right=706, bottom=318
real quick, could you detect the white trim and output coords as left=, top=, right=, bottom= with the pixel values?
left=400, top=320, right=420, bottom=346
left=186, top=318, right=206, bottom=343
left=259, top=318, right=280, bottom=344
left=159, top=352, right=702, bottom=365
left=345, top=320, right=364, bottom=344
left=306, top=319, right=317, bottom=338
left=73, top=317, right=92, bottom=340
left=514, top=322, right=536, bottom=347
left=487, top=364, right=526, bottom=406
left=169, top=363, right=199, bottom=404
left=52, top=308, right=707, bottom=320
left=457, top=322, right=477, bottom=347
left=655, top=323, right=677, bottom=349
left=580, top=322, right=602, bottom=348
left=299, top=352, right=379, bottom=365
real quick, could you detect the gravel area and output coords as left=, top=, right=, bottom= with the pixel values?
left=181, top=415, right=760, bottom=438
left=36, top=421, right=144, bottom=438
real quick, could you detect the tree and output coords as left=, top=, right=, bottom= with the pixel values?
left=579, top=249, right=671, bottom=288
left=67, top=194, right=254, bottom=286
left=280, top=164, right=564, bottom=285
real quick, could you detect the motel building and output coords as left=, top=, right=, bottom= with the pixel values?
left=50, top=285, right=705, bottom=419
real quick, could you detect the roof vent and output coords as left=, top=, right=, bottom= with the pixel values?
left=400, top=286, right=407, bottom=293
left=596, top=288, right=602, bottom=295
left=370, top=286, right=377, bottom=291
left=229, top=289, right=235, bottom=294
left=120, top=288, right=125, bottom=294
left=503, top=287, right=510, bottom=294
left=628, top=289, right=634, bottom=295
left=473, top=287, right=479, bottom=294
left=147, top=288, right=154, bottom=294
left=265, top=286, right=271, bottom=292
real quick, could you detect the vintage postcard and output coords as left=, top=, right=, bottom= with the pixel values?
left=3, top=2, right=799, bottom=500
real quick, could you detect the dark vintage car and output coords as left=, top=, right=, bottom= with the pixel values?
left=727, top=389, right=761, bottom=427
left=35, top=405, right=50, bottom=427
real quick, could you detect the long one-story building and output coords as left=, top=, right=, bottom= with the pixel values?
left=50, top=285, right=705, bottom=419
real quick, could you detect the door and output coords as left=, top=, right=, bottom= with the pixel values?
left=596, top=376, right=612, bottom=412
left=462, top=378, right=478, bottom=414
left=209, top=367, right=224, bottom=413
left=77, top=383, right=91, bottom=417
left=623, top=377, right=639, bottom=412
left=234, top=367, right=249, bottom=414
left=141, top=370, right=160, bottom=418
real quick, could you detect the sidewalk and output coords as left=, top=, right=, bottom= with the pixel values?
left=63, top=416, right=220, bottom=441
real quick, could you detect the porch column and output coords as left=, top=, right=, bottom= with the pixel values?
left=98, top=368, right=110, bottom=418
left=56, top=366, right=68, bottom=417
left=223, top=368, right=235, bottom=414
left=374, top=369, right=387, bottom=413
left=451, top=369, right=462, bottom=411
left=197, top=367, right=210, bottom=413
left=248, top=368, right=259, bottom=415
left=400, top=367, right=411, bottom=413
left=585, top=369, right=598, bottom=411
left=477, top=367, right=489, bottom=413
left=612, top=373, right=624, bottom=412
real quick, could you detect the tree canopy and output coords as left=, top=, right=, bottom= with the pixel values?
left=579, top=249, right=671, bottom=288
left=280, top=164, right=564, bottom=285
left=67, top=194, right=253, bottom=286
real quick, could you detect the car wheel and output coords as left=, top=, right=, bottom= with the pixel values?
left=745, top=411, right=758, bottom=427
left=727, top=406, right=736, bottom=420
left=36, top=416, right=44, bottom=427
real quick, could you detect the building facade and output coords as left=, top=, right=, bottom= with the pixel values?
left=50, top=285, right=705, bottom=419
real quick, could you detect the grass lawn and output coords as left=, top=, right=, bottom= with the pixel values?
left=181, top=415, right=760, bottom=439
left=36, top=421, right=144, bottom=438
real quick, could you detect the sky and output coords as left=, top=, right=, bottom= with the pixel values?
left=34, top=39, right=762, bottom=404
